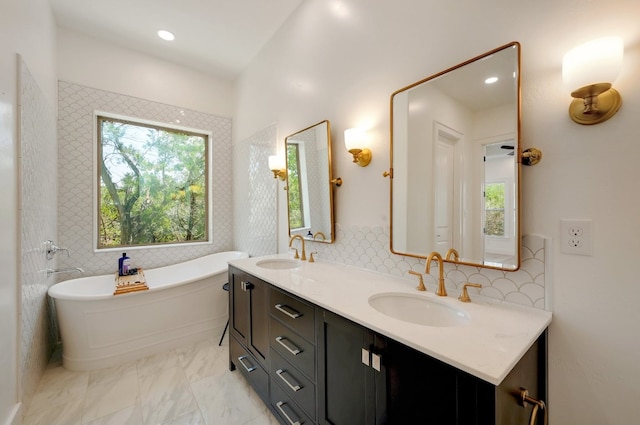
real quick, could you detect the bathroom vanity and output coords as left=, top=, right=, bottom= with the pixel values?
left=228, top=256, right=551, bottom=425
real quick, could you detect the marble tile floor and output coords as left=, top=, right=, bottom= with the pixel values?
left=22, top=335, right=280, bottom=425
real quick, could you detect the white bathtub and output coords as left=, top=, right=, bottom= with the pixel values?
left=48, top=251, right=248, bottom=371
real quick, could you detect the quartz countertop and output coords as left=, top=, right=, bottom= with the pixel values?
left=228, top=254, right=552, bottom=386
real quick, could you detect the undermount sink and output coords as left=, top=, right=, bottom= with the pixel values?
left=368, top=292, right=469, bottom=327
left=255, top=258, right=301, bottom=270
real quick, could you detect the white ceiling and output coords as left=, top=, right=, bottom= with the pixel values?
left=50, top=0, right=303, bottom=80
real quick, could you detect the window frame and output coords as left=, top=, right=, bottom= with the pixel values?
left=93, top=111, right=213, bottom=252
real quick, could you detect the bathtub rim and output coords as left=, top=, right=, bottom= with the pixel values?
left=48, top=250, right=248, bottom=301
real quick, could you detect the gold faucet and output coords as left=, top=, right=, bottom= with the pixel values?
left=425, top=252, right=447, bottom=296
left=313, top=231, right=326, bottom=241
left=289, top=235, right=307, bottom=261
left=445, top=248, right=459, bottom=261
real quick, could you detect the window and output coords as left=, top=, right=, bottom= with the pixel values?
left=286, top=142, right=305, bottom=229
left=484, top=181, right=505, bottom=237
left=97, top=115, right=210, bottom=248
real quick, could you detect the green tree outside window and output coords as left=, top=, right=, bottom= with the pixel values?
left=98, top=116, right=209, bottom=248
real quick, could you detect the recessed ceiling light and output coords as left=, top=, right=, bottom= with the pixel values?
left=485, top=76, right=499, bottom=84
left=157, top=30, right=175, bottom=41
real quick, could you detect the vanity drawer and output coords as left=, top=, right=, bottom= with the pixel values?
left=271, top=376, right=315, bottom=425
left=270, top=349, right=316, bottom=419
left=271, top=318, right=315, bottom=379
left=270, top=288, right=315, bottom=342
left=230, top=335, right=269, bottom=403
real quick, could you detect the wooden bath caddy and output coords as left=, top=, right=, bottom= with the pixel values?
left=114, top=269, right=149, bottom=295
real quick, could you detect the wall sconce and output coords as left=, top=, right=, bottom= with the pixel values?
left=344, top=128, right=372, bottom=167
left=268, top=155, right=286, bottom=181
left=562, top=36, right=623, bottom=125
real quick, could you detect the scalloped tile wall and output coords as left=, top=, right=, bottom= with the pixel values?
left=299, top=225, right=549, bottom=310
left=57, top=81, right=233, bottom=276
left=233, top=123, right=278, bottom=257
left=19, top=58, right=58, bottom=411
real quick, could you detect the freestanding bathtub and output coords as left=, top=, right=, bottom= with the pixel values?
left=48, top=251, right=248, bottom=371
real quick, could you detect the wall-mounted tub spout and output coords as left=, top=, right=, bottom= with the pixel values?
left=47, top=268, right=84, bottom=277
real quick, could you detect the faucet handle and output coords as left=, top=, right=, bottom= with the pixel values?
left=408, top=271, right=426, bottom=291
left=309, top=252, right=317, bottom=263
left=458, top=283, right=482, bottom=303
left=290, top=248, right=299, bottom=259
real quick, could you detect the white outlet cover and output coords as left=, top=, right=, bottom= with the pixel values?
left=560, top=219, right=592, bottom=256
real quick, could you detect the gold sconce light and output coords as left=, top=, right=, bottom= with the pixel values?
left=344, top=128, right=372, bottom=167
left=562, top=37, right=624, bottom=125
left=268, top=155, right=286, bottom=181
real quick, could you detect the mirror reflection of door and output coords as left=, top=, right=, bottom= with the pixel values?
left=483, top=141, right=516, bottom=265
left=433, top=123, right=462, bottom=253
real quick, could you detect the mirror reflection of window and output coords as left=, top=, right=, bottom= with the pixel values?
left=484, top=181, right=505, bottom=237
left=286, top=142, right=306, bottom=230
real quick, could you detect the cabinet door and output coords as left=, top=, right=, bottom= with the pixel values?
left=229, top=268, right=269, bottom=366
left=319, top=310, right=376, bottom=425
left=383, top=337, right=459, bottom=424
left=248, top=276, right=269, bottom=364
left=230, top=269, right=250, bottom=344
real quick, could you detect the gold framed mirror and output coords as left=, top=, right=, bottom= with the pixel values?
left=389, top=42, right=521, bottom=270
left=285, top=120, right=336, bottom=243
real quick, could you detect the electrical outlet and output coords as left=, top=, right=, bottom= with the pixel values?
left=560, top=219, right=592, bottom=255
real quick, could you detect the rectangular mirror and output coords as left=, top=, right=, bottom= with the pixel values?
left=390, top=42, right=521, bottom=270
left=286, top=120, right=335, bottom=243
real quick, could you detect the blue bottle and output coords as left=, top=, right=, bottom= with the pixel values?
left=118, top=253, right=130, bottom=276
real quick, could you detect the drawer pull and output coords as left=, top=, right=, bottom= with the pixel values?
left=276, top=369, right=302, bottom=392
left=275, top=303, right=302, bottom=319
left=237, top=355, right=256, bottom=373
left=372, top=353, right=382, bottom=372
left=275, top=336, right=302, bottom=355
left=276, top=401, right=302, bottom=425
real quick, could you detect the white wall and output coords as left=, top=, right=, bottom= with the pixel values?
left=234, top=0, right=640, bottom=423
left=0, top=0, right=57, bottom=423
left=57, top=27, right=236, bottom=118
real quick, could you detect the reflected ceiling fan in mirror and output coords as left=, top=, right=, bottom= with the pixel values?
left=500, top=144, right=515, bottom=156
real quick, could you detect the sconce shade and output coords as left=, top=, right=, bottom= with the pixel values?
left=268, top=155, right=284, bottom=171
left=344, top=128, right=366, bottom=151
left=268, top=155, right=286, bottom=180
left=562, top=37, right=623, bottom=125
left=562, top=37, right=623, bottom=90
left=344, top=128, right=372, bottom=167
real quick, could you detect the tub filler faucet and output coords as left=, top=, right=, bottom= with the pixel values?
left=47, top=267, right=85, bottom=277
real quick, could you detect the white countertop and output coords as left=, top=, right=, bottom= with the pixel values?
left=228, top=254, right=552, bottom=386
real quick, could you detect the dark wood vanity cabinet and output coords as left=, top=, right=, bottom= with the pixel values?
left=228, top=266, right=270, bottom=403
left=228, top=267, right=547, bottom=425
left=318, top=309, right=546, bottom=425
